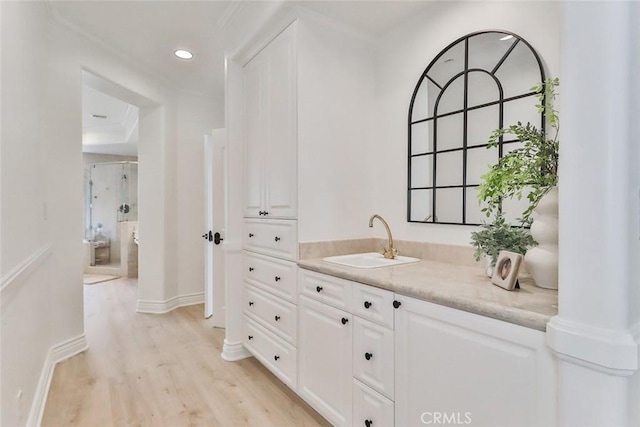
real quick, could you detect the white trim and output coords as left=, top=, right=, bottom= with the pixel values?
left=27, top=334, right=88, bottom=427
left=547, top=316, right=638, bottom=376
left=0, top=242, right=53, bottom=293
left=221, top=339, right=252, bottom=361
left=136, top=292, right=205, bottom=314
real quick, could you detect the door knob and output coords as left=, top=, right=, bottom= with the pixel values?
left=213, top=232, right=224, bottom=245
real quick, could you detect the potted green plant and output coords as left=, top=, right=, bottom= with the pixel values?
left=470, top=213, right=537, bottom=276
left=477, top=78, right=559, bottom=225
left=475, top=78, right=560, bottom=288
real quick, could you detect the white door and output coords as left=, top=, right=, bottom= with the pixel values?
left=204, top=129, right=226, bottom=327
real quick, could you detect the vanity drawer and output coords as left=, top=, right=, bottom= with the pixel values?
left=243, top=316, right=297, bottom=391
left=244, top=219, right=297, bottom=261
left=353, top=316, right=395, bottom=400
left=353, top=379, right=394, bottom=427
left=353, top=282, right=395, bottom=328
left=298, top=269, right=352, bottom=311
left=244, top=285, right=297, bottom=345
left=243, top=251, right=297, bottom=303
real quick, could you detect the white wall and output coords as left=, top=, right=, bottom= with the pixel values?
left=176, top=92, right=222, bottom=297
left=297, top=11, right=376, bottom=242
left=1, top=3, right=80, bottom=425
left=371, top=1, right=561, bottom=246
left=631, top=3, right=640, bottom=425
left=1, top=2, right=221, bottom=423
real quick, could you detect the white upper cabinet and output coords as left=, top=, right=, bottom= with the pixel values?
left=243, top=24, right=297, bottom=219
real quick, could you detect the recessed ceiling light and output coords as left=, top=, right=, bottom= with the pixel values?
left=174, top=49, right=193, bottom=60
left=499, top=35, right=514, bottom=41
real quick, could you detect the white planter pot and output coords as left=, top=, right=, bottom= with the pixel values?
left=525, top=187, right=559, bottom=289
left=485, top=255, right=494, bottom=277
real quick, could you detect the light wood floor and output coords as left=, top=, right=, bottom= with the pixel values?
left=42, top=278, right=330, bottom=426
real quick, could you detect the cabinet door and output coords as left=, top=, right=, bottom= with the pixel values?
left=298, top=295, right=352, bottom=427
left=353, top=317, right=394, bottom=400
left=394, top=296, right=556, bottom=427
left=264, top=23, right=297, bottom=219
left=243, top=52, right=267, bottom=218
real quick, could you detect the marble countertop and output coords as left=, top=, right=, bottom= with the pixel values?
left=297, top=257, right=558, bottom=331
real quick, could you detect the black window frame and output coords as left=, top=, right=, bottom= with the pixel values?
left=407, top=30, right=545, bottom=225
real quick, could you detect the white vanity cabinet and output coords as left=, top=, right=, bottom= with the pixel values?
left=394, top=296, right=556, bottom=427
left=243, top=22, right=297, bottom=219
left=296, top=269, right=556, bottom=427
left=298, top=271, right=396, bottom=427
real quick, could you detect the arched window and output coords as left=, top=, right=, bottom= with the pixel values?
left=408, top=31, right=545, bottom=225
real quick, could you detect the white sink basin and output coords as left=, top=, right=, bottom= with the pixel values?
left=322, top=252, right=420, bottom=269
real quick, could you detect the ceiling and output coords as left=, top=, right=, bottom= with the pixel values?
left=50, top=0, right=435, bottom=155
left=82, top=84, right=139, bottom=156
left=50, top=1, right=435, bottom=98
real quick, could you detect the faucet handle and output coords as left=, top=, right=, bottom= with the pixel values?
left=382, top=247, right=399, bottom=259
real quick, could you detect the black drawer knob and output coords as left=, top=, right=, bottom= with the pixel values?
left=274, top=236, right=281, bottom=242
left=365, top=420, right=373, bottom=427
left=248, top=301, right=254, bottom=306
left=249, top=233, right=254, bottom=238
left=275, top=276, right=281, bottom=282
left=274, top=315, right=281, bottom=322
left=274, top=355, right=280, bottom=361
left=393, top=300, right=402, bottom=309
left=258, top=211, right=264, bottom=216
left=264, top=211, right=269, bottom=216
left=341, top=317, right=349, bottom=325
left=364, top=301, right=372, bottom=309
left=249, top=267, right=254, bottom=272
left=365, top=352, right=373, bottom=361
left=248, top=335, right=253, bottom=340
left=316, top=286, right=323, bottom=293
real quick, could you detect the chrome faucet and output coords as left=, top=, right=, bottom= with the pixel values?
left=368, top=214, right=398, bottom=259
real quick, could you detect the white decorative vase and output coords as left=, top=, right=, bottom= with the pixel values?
left=525, top=187, right=559, bottom=289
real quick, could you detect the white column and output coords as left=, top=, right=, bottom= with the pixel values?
left=221, top=56, right=251, bottom=361
left=548, top=2, right=639, bottom=425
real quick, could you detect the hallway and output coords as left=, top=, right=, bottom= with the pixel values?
left=41, top=278, right=329, bottom=426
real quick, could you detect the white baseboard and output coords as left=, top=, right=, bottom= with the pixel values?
left=27, top=334, right=88, bottom=427
left=221, top=339, right=252, bottom=362
left=136, top=292, right=205, bottom=314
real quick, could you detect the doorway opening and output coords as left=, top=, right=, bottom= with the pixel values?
left=82, top=72, right=140, bottom=283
